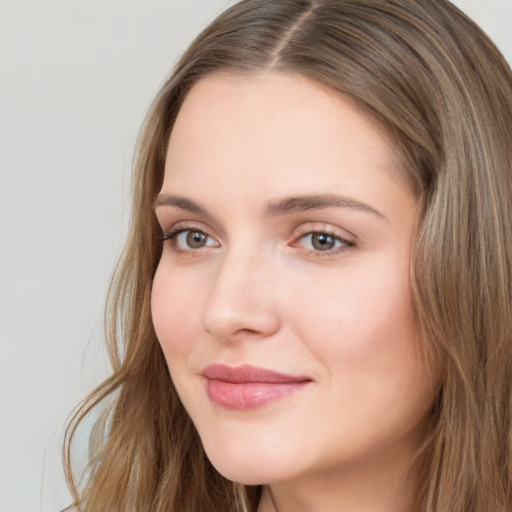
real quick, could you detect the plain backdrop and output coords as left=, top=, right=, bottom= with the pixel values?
left=0, top=1, right=510, bottom=511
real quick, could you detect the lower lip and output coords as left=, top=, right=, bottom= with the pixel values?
left=204, top=379, right=310, bottom=410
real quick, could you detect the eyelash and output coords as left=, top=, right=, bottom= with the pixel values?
left=161, top=226, right=355, bottom=256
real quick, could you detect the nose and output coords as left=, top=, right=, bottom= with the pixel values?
left=200, top=249, right=281, bottom=343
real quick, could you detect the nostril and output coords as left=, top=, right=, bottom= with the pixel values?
left=205, top=325, right=265, bottom=343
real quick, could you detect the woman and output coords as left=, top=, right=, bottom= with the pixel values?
left=64, top=1, right=512, bottom=511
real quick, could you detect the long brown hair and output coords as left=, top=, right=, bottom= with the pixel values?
left=64, top=1, right=512, bottom=511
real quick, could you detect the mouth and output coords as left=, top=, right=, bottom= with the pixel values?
left=201, top=363, right=313, bottom=410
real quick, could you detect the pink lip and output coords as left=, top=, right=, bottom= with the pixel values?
left=201, top=364, right=312, bottom=410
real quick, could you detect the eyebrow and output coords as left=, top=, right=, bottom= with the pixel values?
left=154, top=194, right=210, bottom=217
left=264, top=194, right=386, bottom=220
left=154, top=193, right=386, bottom=220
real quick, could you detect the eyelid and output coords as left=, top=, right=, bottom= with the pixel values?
left=155, top=207, right=223, bottom=238
left=160, top=219, right=213, bottom=237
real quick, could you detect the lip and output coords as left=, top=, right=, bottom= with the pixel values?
left=201, top=364, right=312, bottom=410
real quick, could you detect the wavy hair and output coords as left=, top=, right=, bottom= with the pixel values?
left=64, top=1, right=512, bottom=511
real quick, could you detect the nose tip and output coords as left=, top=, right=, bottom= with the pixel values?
left=200, top=254, right=280, bottom=343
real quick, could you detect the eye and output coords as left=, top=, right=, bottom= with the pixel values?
left=163, top=228, right=218, bottom=251
left=297, top=231, right=354, bottom=253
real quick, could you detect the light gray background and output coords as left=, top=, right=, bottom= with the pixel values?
left=1, top=1, right=510, bottom=511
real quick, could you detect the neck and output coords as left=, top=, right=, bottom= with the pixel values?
left=256, top=446, right=425, bottom=512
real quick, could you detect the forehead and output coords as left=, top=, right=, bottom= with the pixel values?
left=162, top=71, right=406, bottom=209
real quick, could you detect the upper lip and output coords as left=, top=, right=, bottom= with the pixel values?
left=201, top=363, right=312, bottom=384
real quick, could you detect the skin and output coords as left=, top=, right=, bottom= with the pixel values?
left=151, top=71, right=439, bottom=512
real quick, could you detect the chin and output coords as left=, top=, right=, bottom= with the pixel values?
left=201, top=436, right=291, bottom=485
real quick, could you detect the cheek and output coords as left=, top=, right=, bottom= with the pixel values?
left=286, top=256, right=421, bottom=383
left=151, top=262, right=203, bottom=361
left=285, top=263, right=435, bottom=455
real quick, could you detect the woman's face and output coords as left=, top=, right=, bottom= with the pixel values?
left=152, top=72, right=438, bottom=490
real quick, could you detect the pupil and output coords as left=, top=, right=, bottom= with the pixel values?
left=187, top=231, right=206, bottom=248
left=313, top=233, right=334, bottom=251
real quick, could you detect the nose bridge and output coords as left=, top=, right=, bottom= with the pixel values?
left=201, top=242, right=280, bottom=341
